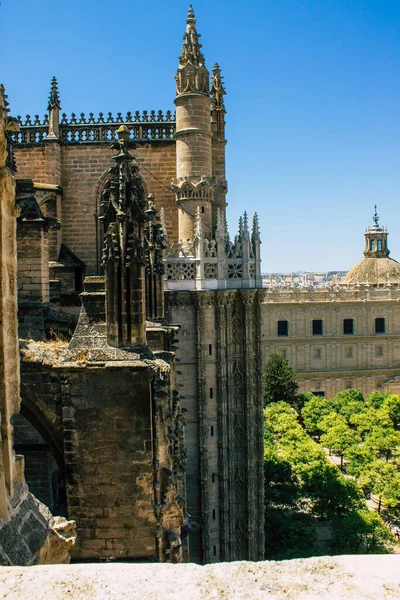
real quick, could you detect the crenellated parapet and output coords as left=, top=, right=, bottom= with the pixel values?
left=164, top=209, right=262, bottom=290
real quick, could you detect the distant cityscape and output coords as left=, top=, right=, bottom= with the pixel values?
left=262, top=271, right=348, bottom=287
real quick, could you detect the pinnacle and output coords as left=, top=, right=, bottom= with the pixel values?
left=187, top=5, right=195, bottom=21
left=48, top=76, right=61, bottom=111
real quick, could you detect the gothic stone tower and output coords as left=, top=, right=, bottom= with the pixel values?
left=166, top=7, right=265, bottom=564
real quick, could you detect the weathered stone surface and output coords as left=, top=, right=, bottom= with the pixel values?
left=1, top=556, right=400, bottom=599
left=0, top=85, right=76, bottom=566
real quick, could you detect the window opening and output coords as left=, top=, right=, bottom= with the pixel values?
left=343, top=319, right=354, bottom=335
left=375, top=318, right=385, bottom=334
left=277, top=320, right=288, bottom=336
left=312, top=319, right=323, bottom=335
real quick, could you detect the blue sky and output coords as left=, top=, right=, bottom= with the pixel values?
left=1, top=0, right=399, bottom=272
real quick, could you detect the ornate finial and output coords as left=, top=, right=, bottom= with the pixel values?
left=195, top=205, right=203, bottom=239
left=160, top=207, right=167, bottom=236
left=373, top=205, right=379, bottom=227
left=211, top=63, right=226, bottom=112
left=243, top=211, right=249, bottom=238
left=48, top=76, right=61, bottom=111
left=238, top=215, right=244, bottom=240
left=187, top=5, right=195, bottom=21
left=175, top=6, right=209, bottom=96
left=252, top=213, right=260, bottom=241
left=216, top=208, right=227, bottom=242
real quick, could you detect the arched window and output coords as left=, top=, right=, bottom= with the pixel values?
left=370, top=240, right=375, bottom=251
left=377, top=239, right=382, bottom=251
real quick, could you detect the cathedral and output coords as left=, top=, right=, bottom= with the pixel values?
left=8, top=6, right=264, bottom=564
left=1, top=4, right=399, bottom=566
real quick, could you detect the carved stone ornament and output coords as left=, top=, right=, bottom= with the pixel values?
left=175, top=6, right=210, bottom=96
left=171, top=175, right=216, bottom=203
left=210, top=63, right=226, bottom=112
left=100, top=126, right=148, bottom=269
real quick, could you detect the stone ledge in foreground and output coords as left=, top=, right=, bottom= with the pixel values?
left=1, top=555, right=400, bottom=599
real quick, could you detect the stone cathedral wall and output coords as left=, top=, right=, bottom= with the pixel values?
left=14, top=141, right=178, bottom=271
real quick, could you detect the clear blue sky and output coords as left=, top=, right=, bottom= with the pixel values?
left=2, top=0, right=399, bottom=272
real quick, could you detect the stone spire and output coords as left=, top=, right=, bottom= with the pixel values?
left=100, top=125, right=148, bottom=347
left=47, top=76, right=61, bottom=139
left=252, top=213, right=260, bottom=242
left=210, top=62, right=227, bottom=235
left=363, top=206, right=389, bottom=258
left=47, top=76, right=61, bottom=110
left=175, top=6, right=209, bottom=96
left=211, top=63, right=226, bottom=113
left=211, top=62, right=226, bottom=141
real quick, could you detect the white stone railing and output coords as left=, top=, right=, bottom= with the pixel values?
left=163, top=210, right=262, bottom=291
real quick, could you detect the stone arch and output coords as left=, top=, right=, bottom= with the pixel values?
left=13, top=391, right=67, bottom=516
left=19, top=397, right=63, bottom=467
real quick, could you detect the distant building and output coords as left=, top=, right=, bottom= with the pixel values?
left=261, top=208, right=400, bottom=397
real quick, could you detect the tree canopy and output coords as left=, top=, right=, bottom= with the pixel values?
left=263, top=353, right=298, bottom=407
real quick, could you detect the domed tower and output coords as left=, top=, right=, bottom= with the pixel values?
left=343, top=207, right=400, bottom=286
left=172, top=6, right=215, bottom=242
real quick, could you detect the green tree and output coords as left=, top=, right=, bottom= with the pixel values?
left=366, top=391, right=391, bottom=409
left=263, top=353, right=298, bottom=407
left=301, top=395, right=333, bottom=438
left=320, top=418, right=360, bottom=470
left=358, top=460, right=400, bottom=513
left=332, top=389, right=365, bottom=421
left=364, top=426, right=400, bottom=462
left=350, top=407, right=389, bottom=440
left=264, top=509, right=319, bottom=560
left=347, top=444, right=374, bottom=478
left=329, top=509, right=394, bottom=554
left=381, top=395, right=400, bottom=430
left=305, top=464, right=363, bottom=520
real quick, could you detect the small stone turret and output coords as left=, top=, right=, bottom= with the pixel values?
left=47, top=77, right=61, bottom=140
left=173, top=6, right=214, bottom=242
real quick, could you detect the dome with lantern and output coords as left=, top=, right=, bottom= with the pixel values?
left=342, top=207, right=400, bottom=286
